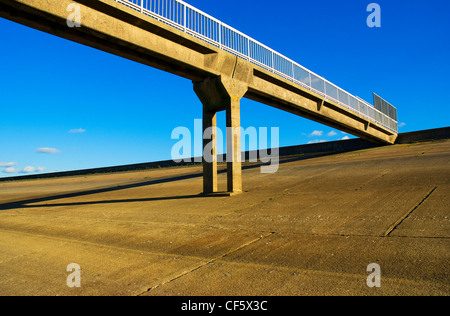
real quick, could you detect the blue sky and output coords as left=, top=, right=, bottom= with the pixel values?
left=1, top=0, right=449, bottom=177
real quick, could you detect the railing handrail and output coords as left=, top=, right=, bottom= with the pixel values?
left=114, top=0, right=398, bottom=133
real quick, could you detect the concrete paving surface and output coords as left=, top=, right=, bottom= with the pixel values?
left=0, top=140, right=448, bottom=296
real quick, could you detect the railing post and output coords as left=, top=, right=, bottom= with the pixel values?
left=291, top=62, right=294, bottom=82
left=183, top=3, right=186, bottom=32
left=271, top=51, right=274, bottom=73
left=219, top=22, right=222, bottom=49
left=140, top=0, right=144, bottom=13
left=247, top=37, right=250, bottom=61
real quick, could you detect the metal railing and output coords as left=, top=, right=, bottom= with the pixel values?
left=114, top=0, right=398, bottom=133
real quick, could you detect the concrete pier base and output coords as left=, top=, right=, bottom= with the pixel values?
left=194, top=76, right=248, bottom=195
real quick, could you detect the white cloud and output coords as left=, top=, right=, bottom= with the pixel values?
left=22, top=166, right=36, bottom=173
left=399, top=122, right=406, bottom=128
left=341, top=136, right=350, bottom=140
left=69, top=128, right=86, bottom=134
left=0, top=162, right=17, bottom=167
left=2, top=165, right=45, bottom=174
left=36, top=147, right=61, bottom=154
left=308, top=139, right=327, bottom=144
left=309, top=130, right=323, bottom=137
left=327, top=130, right=337, bottom=137
left=21, top=166, right=44, bottom=173
left=3, top=167, right=19, bottom=173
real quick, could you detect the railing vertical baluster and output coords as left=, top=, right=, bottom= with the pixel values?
left=291, top=62, right=294, bottom=82
left=183, top=4, right=186, bottom=32
left=271, top=51, right=274, bottom=73
left=219, top=22, right=222, bottom=49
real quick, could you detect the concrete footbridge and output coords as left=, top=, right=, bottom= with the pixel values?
left=0, top=0, right=399, bottom=195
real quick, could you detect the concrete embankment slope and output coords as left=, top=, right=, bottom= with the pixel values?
left=0, top=138, right=448, bottom=296
left=1, top=126, right=449, bottom=183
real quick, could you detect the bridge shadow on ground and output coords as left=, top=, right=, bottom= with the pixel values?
left=0, top=151, right=337, bottom=211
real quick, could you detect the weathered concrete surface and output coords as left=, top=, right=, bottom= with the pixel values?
left=0, top=0, right=396, bottom=144
left=396, top=126, right=450, bottom=144
left=0, top=140, right=448, bottom=296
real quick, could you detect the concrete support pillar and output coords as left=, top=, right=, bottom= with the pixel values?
left=202, top=108, right=218, bottom=194
left=193, top=76, right=248, bottom=195
left=226, top=98, right=242, bottom=193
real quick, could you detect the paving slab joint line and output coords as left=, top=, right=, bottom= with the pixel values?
left=384, top=186, right=438, bottom=237
left=138, top=232, right=275, bottom=296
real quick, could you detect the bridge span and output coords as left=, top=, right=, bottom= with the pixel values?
left=0, top=0, right=398, bottom=195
